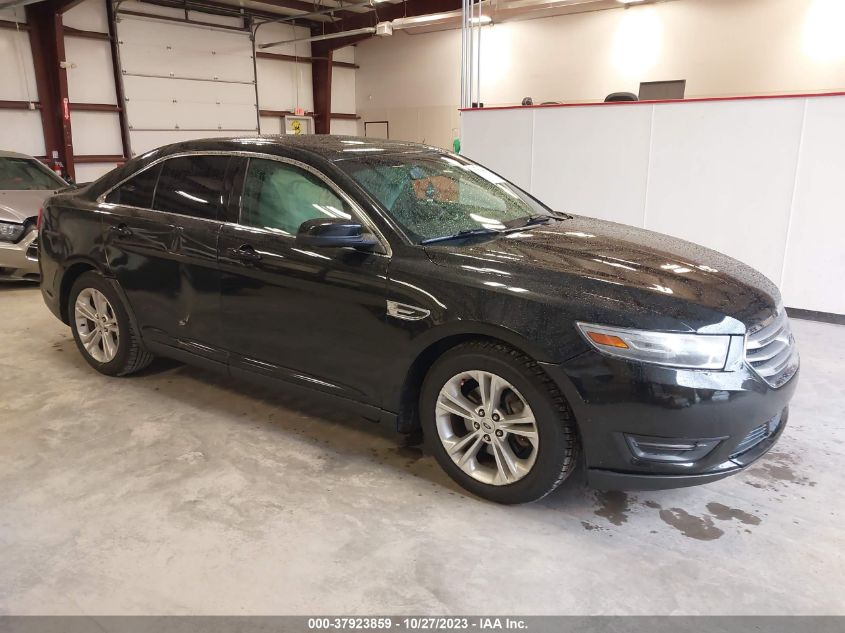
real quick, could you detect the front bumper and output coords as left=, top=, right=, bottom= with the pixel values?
left=0, top=229, right=39, bottom=281
left=543, top=349, right=799, bottom=490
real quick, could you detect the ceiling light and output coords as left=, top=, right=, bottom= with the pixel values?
left=469, top=15, right=492, bottom=24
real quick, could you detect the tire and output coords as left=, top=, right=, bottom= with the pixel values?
left=68, top=271, right=154, bottom=376
left=420, top=340, right=578, bottom=504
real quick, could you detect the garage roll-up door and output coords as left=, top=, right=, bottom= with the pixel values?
left=116, top=6, right=258, bottom=155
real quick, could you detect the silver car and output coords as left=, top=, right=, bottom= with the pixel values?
left=0, top=150, right=67, bottom=281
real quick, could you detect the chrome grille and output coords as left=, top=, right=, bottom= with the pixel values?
left=745, top=309, right=799, bottom=388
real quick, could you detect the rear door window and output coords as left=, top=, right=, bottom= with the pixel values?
left=153, top=155, right=231, bottom=220
left=104, top=164, right=161, bottom=208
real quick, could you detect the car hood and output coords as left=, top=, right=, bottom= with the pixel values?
left=424, top=215, right=780, bottom=334
left=0, top=190, right=53, bottom=222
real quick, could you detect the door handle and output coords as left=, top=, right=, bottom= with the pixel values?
left=110, top=224, right=132, bottom=238
left=227, top=244, right=261, bottom=264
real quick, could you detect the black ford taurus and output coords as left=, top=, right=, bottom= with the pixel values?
left=38, top=136, right=799, bottom=504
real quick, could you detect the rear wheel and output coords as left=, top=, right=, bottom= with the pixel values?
left=69, top=272, right=153, bottom=376
left=421, top=340, right=578, bottom=504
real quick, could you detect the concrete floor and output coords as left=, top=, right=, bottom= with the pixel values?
left=0, top=284, right=843, bottom=615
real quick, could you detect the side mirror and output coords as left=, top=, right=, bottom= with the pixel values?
left=295, top=218, right=379, bottom=251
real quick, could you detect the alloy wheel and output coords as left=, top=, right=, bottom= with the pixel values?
left=74, top=288, right=120, bottom=363
left=435, top=370, right=539, bottom=486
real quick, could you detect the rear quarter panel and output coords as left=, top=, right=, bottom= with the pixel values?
left=40, top=192, right=107, bottom=318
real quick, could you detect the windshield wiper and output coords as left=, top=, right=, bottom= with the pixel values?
left=420, top=227, right=502, bottom=245
left=420, top=212, right=572, bottom=245
left=505, top=212, right=571, bottom=231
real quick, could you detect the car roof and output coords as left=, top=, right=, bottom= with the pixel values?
left=155, top=135, right=446, bottom=162
left=0, top=150, right=38, bottom=159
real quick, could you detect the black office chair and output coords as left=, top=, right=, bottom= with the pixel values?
left=604, top=92, right=638, bottom=102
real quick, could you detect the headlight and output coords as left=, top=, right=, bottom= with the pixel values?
left=576, top=322, right=732, bottom=369
left=0, top=221, right=26, bottom=243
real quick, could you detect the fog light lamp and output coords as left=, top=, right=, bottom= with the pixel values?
left=625, top=434, right=721, bottom=464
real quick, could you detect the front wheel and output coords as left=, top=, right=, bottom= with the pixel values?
left=421, top=340, right=579, bottom=504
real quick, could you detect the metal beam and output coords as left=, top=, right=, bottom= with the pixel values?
left=69, top=102, right=121, bottom=112
left=259, top=25, right=374, bottom=49
left=117, top=8, right=250, bottom=31
left=256, top=50, right=359, bottom=68
left=310, top=46, right=332, bottom=134
left=134, top=0, right=325, bottom=30
left=0, top=0, right=44, bottom=11
left=63, top=25, right=110, bottom=39
left=27, top=0, right=76, bottom=180
left=0, top=18, right=31, bottom=29
left=0, top=100, right=40, bottom=109
left=253, top=0, right=373, bottom=29
left=74, top=154, right=126, bottom=164
left=325, top=0, right=464, bottom=30
left=249, top=0, right=345, bottom=20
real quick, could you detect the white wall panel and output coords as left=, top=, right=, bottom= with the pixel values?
left=645, top=99, right=804, bottom=284
left=260, top=116, right=283, bottom=135
left=118, top=17, right=253, bottom=82
left=0, top=7, right=26, bottom=22
left=330, top=119, right=358, bottom=136
left=0, top=27, right=38, bottom=102
left=62, top=0, right=109, bottom=32
left=130, top=129, right=255, bottom=155
left=461, top=108, right=534, bottom=190
left=118, top=2, right=182, bottom=19
left=186, top=11, right=243, bottom=28
left=65, top=37, right=118, bottom=104
left=75, top=162, right=121, bottom=184
left=532, top=104, right=653, bottom=224
left=254, top=22, right=312, bottom=57
left=0, top=111, right=45, bottom=156
left=123, top=76, right=256, bottom=131
left=70, top=111, right=123, bottom=156
left=334, top=46, right=355, bottom=64
left=331, top=67, right=356, bottom=114
left=256, top=59, right=313, bottom=114
left=462, top=94, right=845, bottom=314
left=781, top=97, right=845, bottom=314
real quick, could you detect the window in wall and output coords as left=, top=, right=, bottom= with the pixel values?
left=240, top=158, right=354, bottom=235
left=153, top=155, right=231, bottom=220
left=104, top=164, right=162, bottom=208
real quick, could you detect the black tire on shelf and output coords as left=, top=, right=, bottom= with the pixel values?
left=420, top=340, right=579, bottom=504
left=68, top=271, right=154, bottom=377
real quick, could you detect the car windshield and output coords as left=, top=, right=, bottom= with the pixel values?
left=0, top=157, right=65, bottom=190
left=337, top=152, right=551, bottom=243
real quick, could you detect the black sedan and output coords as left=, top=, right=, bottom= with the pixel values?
left=38, top=136, right=799, bottom=504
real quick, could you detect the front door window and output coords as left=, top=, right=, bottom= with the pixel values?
left=241, top=158, right=354, bottom=235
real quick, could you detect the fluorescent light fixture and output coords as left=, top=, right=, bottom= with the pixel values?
left=469, top=15, right=492, bottom=24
